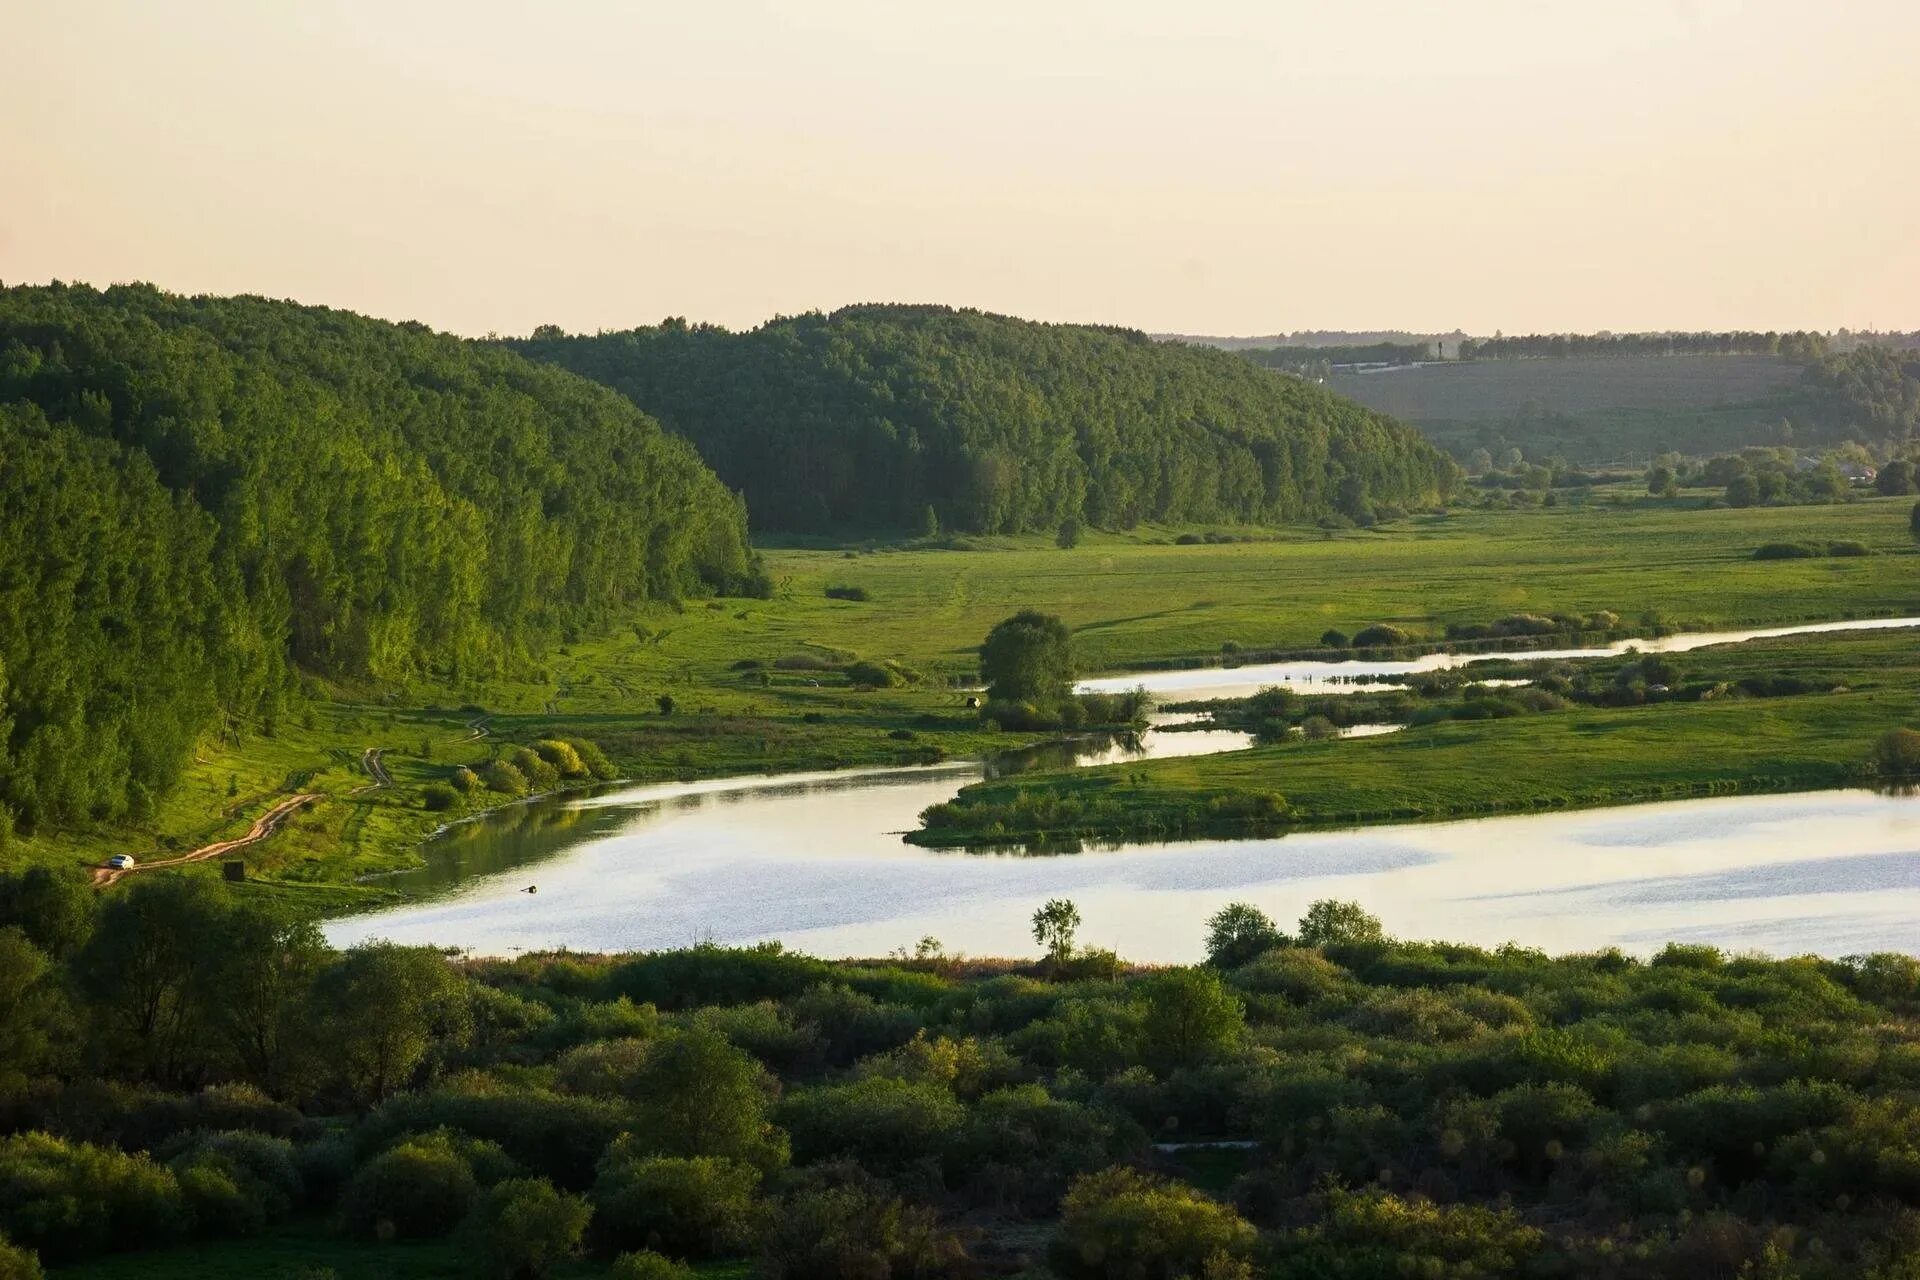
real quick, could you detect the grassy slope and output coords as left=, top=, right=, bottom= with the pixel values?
left=8, top=497, right=1916, bottom=902
left=914, top=629, right=1920, bottom=846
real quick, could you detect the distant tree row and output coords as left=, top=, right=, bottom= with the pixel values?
left=1235, top=341, right=1431, bottom=372
left=0, top=283, right=759, bottom=836
left=511, top=305, right=1458, bottom=534
left=1458, top=330, right=1830, bottom=361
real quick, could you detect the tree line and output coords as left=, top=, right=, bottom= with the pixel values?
left=511, top=305, right=1459, bottom=534
left=1456, top=330, right=1831, bottom=361
left=10, top=875, right=1920, bottom=1277
left=0, top=283, right=760, bottom=838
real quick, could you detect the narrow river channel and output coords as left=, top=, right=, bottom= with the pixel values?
left=326, top=617, right=1920, bottom=962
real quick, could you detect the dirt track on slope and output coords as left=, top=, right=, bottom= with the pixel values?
left=93, top=793, right=320, bottom=887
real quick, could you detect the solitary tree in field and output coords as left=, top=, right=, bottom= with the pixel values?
left=1032, top=898, right=1081, bottom=965
left=980, top=611, right=1074, bottom=706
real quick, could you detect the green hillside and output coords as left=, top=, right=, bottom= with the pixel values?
left=512, top=305, right=1459, bottom=534
left=0, top=283, right=757, bottom=838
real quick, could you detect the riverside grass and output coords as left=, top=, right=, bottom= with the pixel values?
left=911, top=629, right=1920, bottom=849
left=9, top=495, right=1916, bottom=904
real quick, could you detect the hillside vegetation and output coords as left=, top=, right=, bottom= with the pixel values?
left=512, top=305, right=1458, bottom=534
left=0, top=283, right=757, bottom=839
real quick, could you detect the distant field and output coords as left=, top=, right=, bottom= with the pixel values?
left=1329, top=354, right=1803, bottom=421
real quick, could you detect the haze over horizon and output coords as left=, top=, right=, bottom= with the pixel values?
left=6, top=0, right=1918, bottom=339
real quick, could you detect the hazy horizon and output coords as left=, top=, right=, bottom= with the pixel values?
left=6, top=0, right=1918, bottom=338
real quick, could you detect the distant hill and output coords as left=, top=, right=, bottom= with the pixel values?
left=0, top=283, right=756, bottom=835
left=1156, top=329, right=1470, bottom=353
left=514, top=305, right=1458, bottom=535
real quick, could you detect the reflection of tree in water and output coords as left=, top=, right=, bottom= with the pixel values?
left=985, top=732, right=1148, bottom=779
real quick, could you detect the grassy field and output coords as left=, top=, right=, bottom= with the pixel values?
left=913, top=629, right=1920, bottom=847
left=47, top=1217, right=752, bottom=1279
left=9, top=497, right=1916, bottom=902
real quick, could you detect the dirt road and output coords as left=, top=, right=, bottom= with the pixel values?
left=93, top=792, right=320, bottom=887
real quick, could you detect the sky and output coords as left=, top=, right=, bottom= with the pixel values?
left=4, top=0, right=1918, bottom=338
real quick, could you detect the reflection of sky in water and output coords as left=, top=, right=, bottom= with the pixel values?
left=1078, top=616, right=1920, bottom=699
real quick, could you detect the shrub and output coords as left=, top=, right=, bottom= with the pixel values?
left=459, top=1177, right=591, bottom=1280
left=755, top=1172, right=965, bottom=1280
left=509, top=747, right=560, bottom=792
left=590, top=1146, right=757, bottom=1258
left=563, top=737, right=618, bottom=780
left=776, top=1078, right=965, bottom=1174
left=482, top=761, right=529, bottom=797
left=0, top=1132, right=189, bottom=1262
left=610, top=1252, right=693, bottom=1280
left=338, top=1136, right=479, bottom=1239
left=1051, top=1167, right=1257, bottom=1280
left=532, top=740, right=587, bottom=778
left=949, top=1085, right=1145, bottom=1214
left=164, top=1130, right=301, bottom=1235
left=1828, top=539, right=1873, bottom=557
left=0, top=1237, right=39, bottom=1280
left=1319, top=629, right=1349, bottom=648
left=359, top=1088, right=625, bottom=1188
left=843, top=660, right=899, bottom=689
left=449, top=766, right=483, bottom=794
left=1351, top=624, right=1412, bottom=647
left=1874, top=727, right=1920, bottom=777
left=421, top=783, right=460, bottom=812
left=1752, top=541, right=1823, bottom=559
left=825, top=585, right=871, bottom=602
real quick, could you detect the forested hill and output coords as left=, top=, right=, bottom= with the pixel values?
left=512, top=305, right=1458, bottom=534
left=0, top=283, right=756, bottom=836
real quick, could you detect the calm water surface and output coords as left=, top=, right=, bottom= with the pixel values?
left=324, top=617, right=1920, bottom=961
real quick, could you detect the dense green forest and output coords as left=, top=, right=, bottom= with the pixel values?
left=0, top=284, right=757, bottom=838
left=512, top=306, right=1458, bottom=534
left=11, top=880, right=1920, bottom=1277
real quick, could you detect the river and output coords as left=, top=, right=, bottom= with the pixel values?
left=325, top=617, right=1920, bottom=962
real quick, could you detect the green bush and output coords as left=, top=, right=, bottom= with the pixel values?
left=459, top=1177, right=591, bottom=1280
left=421, top=782, right=460, bottom=811
left=338, top=1136, right=480, bottom=1239
left=449, top=766, right=483, bottom=794
left=1051, top=1166, right=1257, bottom=1280
left=163, top=1130, right=301, bottom=1235
left=1351, top=624, right=1413, bottom=647
left=1873, top=727, right=1920, bottom=777
left=532, top=740, right=587, bottom=778
left=824, top=585, right=871, bottom=602
left=0, top=1132, right=189, bottom=1262
left=843, top=660, right=899, bottom=689
left=589, top=1146, right=757, bottom=1258
left=1752, top=541, right=1823, bottom=559
left=776, top=1077, right=965, bottom=1174
left=0, top=1235, right=41, bottom=1280
left=755, top=1173, right=965, bottom=1280
left=482, top=761, right=529, bottom=797
left=563, top=737, right=618, bottom=781
left=609, top=1251, right=693, bottom=1280
left=509, top=747, right=560, bottom=792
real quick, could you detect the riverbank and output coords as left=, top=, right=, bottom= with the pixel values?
left=911, top=629, right=1920, bottom=849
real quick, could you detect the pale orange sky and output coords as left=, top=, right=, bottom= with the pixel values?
left=5, top=0, right=1917, bottom=337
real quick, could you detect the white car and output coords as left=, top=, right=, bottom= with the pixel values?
left=106, top=854, right=136, bottom=870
